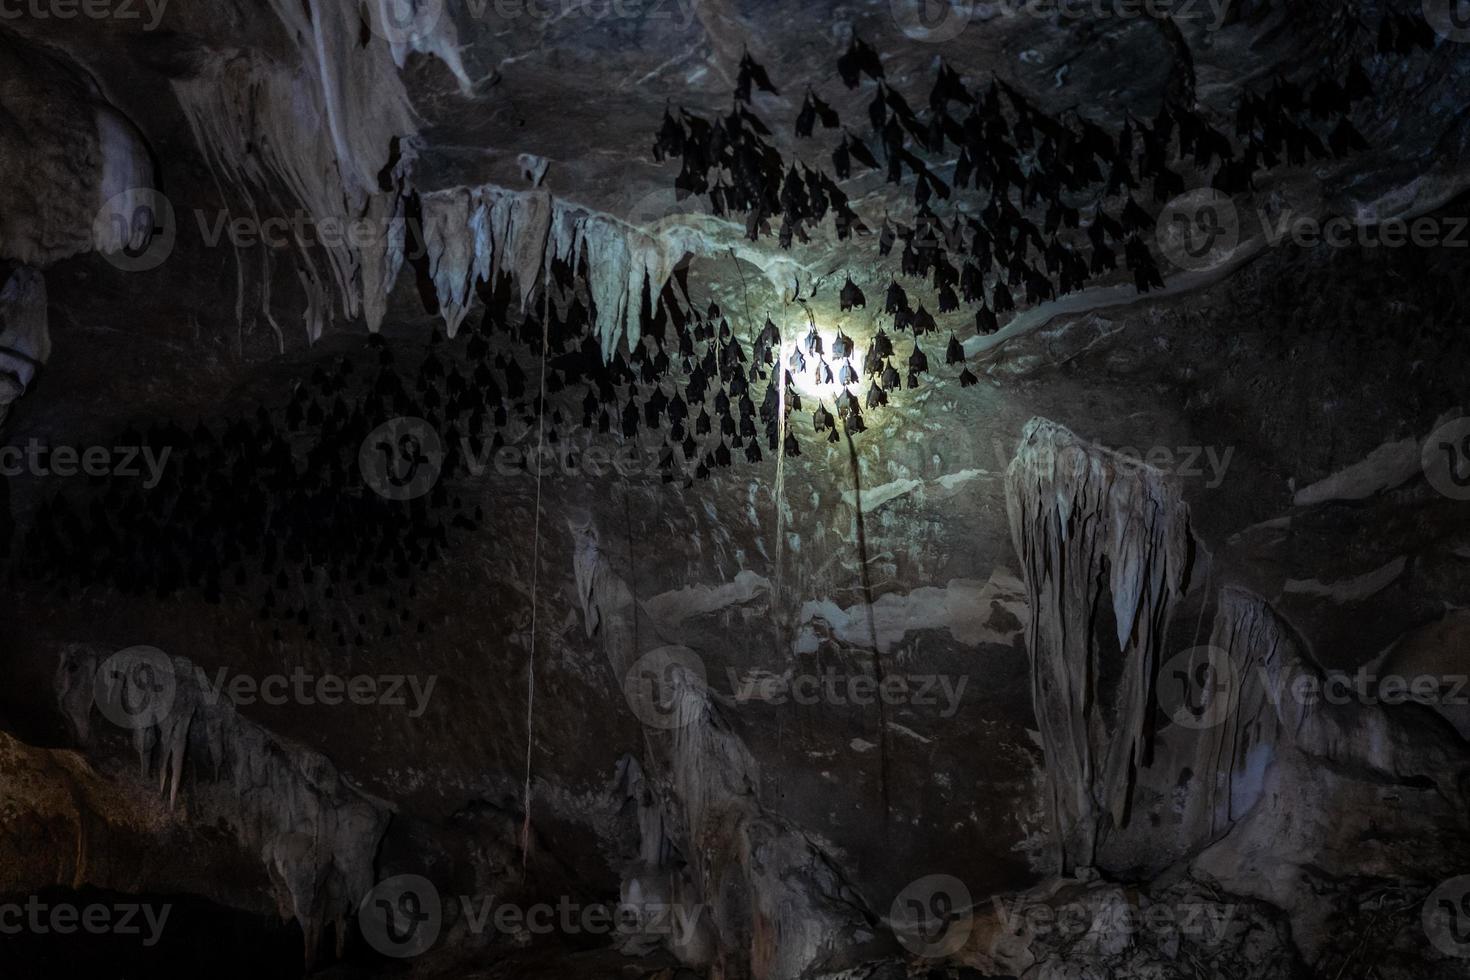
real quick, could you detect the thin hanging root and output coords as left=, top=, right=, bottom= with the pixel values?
left=520, top=252, right=553, bottom=873
left=772, top=304, right=787, bottom=651
left=845, top=428, right=890, bottom=828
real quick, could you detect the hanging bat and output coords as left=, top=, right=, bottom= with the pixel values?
left=838, top=35, right=885, bottom=89
left=938, top=283, right=960, bottom=314
left=975, top=302, right=998, bottom=335
left=945, top=333, right=965, bottom=365
left=736, top=51, right=779, bottom=102
left=929, top=61, right=972, bottom=110
left=1328, top=118, right=1369, bottom=157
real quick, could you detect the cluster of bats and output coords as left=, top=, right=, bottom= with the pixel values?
left=650, top=10, right=1414, bottom=356
left=14, top=250, right=886, bottom=624
left=10, top=9, right=1435, bottom=621
left=653, top=50, right=868, bottom=249
left=18, top=334, right=496, bottom=645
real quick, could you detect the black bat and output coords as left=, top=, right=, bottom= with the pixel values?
left=1328, top=118, right=1369, bottom=157
left=975, top=303, right=998, bottom=335
left=1309, top=78, right=1348, bottom=120
left=929, top=62, right=972, bottom=110
left=736, top=51, right=779, bottom=102
left=912, top=305, right=936, bottom=336
left=1345, top=62, right=1374, bottom=103
left=795, top=91, right=840, bottom=137
left=847, top=133, right=879, bottom=170
left=909, top=344, right=928, bottom=374
left=837, top=35, right=884, bottom=89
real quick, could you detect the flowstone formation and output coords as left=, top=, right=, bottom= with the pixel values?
left=53, top=644, right=390, bottom=967
left=1005, top=417, right=1195, bottom=873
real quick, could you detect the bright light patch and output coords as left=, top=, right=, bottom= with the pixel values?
left=784, top=330, right=866, bottom=404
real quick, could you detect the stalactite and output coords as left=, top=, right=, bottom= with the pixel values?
left=172, top=0, right=421, bottom=337
left=417, top=185, right=700, bottom=350
left=54, top=645, right=390, bottom=967
left=172, top=50, right=412, bottom=333
left=1005, top=417, right=1195, bottom=873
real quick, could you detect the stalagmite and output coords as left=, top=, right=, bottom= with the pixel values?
left=665, top=670, right=880, bottom=980
left=0, top=268, right=49, bottom=428
left=1005, top=417, right=1195, bottom=873
left=571, top=521, right=881, bottom=978
left=54, top=645, right=390, bottom=966
left=1191, top=587, right=1470, bottom=835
